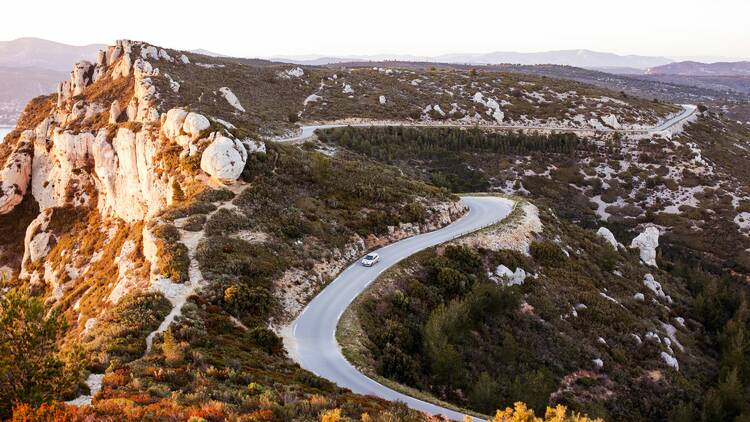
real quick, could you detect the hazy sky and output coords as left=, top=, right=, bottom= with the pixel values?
left=3, top=0, right=749, bottom=59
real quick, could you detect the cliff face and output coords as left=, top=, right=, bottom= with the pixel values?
left=0, top=40, right=265, bottom=301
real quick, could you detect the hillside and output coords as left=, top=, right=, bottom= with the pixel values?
left=0, top=40, right=465, bottom=420
left=0, top=38, right=746, bottom=421
left=647, top=61, right=750, bottom=76
left=318, top=112, right=750, bottom=419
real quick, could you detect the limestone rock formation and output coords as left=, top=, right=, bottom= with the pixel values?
left=219, top=87, right=246, bottom=112
left=597, top=227, right=619, bottom=249
left=603, top=114, right=621, bottom=129
left=0, top=132, right=33, bottom=214
left=643, top=273, right=672, bottom=303
left=630, top=226, right=660, bottom=267
left=200, top=133, right=248, bottom=183
left=183, top=112, right=210, bottom=139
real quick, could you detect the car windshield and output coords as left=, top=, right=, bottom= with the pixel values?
left=365, top=254, right=377, bottom=260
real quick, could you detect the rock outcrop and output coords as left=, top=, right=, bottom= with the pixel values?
left=200, top=133, right=248, bottom=183
left=630, top=226, right=660, bottom=267
left=219, top=87, right=245, bottom=112
left=643, top=273, right=672, bottom=303
left=92, top=127, right=170, bottom=221
left=0, top=40, right=217, bottom=303
left=596, top=227, right=619, bottom=249
left=0, top=132, right=33, bottom=214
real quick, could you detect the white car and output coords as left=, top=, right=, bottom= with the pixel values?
left=361, top=252, right=380, bottom=267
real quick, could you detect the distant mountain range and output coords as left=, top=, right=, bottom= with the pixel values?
left=646, top=61, right=750, bottom=76
left=0, top=38, right=105, bottom=125
left=272, top=49, right=675, bottom=69
left=0, top=37, right=105, bottom=71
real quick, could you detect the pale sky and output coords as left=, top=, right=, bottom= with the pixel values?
left=2, top=0, right=749, bottom=60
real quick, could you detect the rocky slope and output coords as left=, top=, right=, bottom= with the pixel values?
left=317, top=113, right=750, bottom=420
left=0, top=40, right=467, bottom=419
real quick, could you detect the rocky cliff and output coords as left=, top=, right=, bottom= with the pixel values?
left=0, top=41, right=259, bottom=283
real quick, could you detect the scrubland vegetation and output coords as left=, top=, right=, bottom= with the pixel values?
left=328, top=119, right=750, bottom=421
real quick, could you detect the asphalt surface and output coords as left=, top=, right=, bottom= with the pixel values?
left=282, top=196, right=515, bottom=421
left=274, top=104, right=697, bottom=143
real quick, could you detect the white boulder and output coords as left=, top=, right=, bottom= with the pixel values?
left=304, top=94, right=321, bottom=106
left=644, top=273, right=672, bottom=303
left=494, top=265, right=527, bottom=286
left=492, top=110, right=505, bottom=123
left=158, top=49, right=173, bottom=62
left=241, top=139, right=266, bottom=154
left=379, top=95, right=387, bottom=105
left=633, top=292, right=645, bottom=301
left=603, top=114, right=622, bottom=129
left=140, top=45, right=159, bottom=60
left=592, top=358, right=604, bottom=369
left=511, top=268, right=527, bottom=286
left=630, top=226, right=659, bottom=267
left=219, top=87, right=246, bottom=112
left=179, top=54, right=190, bottom=64
left=83, top=317, right=97, bottom=333
left=182, top=112, right=210, bottom=139
left=495, top=265, right=514, bottom=278
left=162, top=108, right=189, bottom=139
left=283, top=67, right=304, bottom=78
left=342, top=84, right=354, bottom=94
left=200, top=134, right=248, bottom=183
left=660, top=352, right=679, bottom=371
left=597, top=227, right=619, bottom=249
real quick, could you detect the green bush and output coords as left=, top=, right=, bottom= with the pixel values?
left=530, top=241, right=567, bottom=266
left=248, top=328, right=284, bottom=355
left=0, top=288, right=84, bottom=417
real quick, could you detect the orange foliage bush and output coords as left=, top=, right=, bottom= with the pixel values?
left=10, top=402, right=82, bottom=422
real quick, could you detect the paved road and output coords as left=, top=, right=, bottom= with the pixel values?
left=282, top=196, right=514, bottom=421
left=274, top=104, right=697, bottom=143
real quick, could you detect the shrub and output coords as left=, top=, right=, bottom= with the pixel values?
left=0, top=289, right=84, bottom=417
left=182, top=214, right=206, bottom=232
left=84, top=291, right=171, bottom=371
left=157, top=240, right=190, bottom=283
left=172, top=179, right=186, bottom=202
left=530, top=241, right=567, bottom=266
left=162, top=329, right=186, bottom=366
left=204, top=208, right=251, bottom=236
left=248, top=328, right=284, bottom=355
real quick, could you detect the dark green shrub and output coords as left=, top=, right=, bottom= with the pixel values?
left=248, top=328, right=283, bottom=355
left=530, top=241, right=566, bottom=266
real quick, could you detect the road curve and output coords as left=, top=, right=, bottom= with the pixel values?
left=282, top=196, right=515, bottom=421
left=274, top=104, right=697, bottom=143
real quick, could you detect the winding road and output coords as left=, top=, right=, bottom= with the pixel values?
left=274, top=104, right=697, bottom=143
left=281, top=196, right=514, bottom=421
